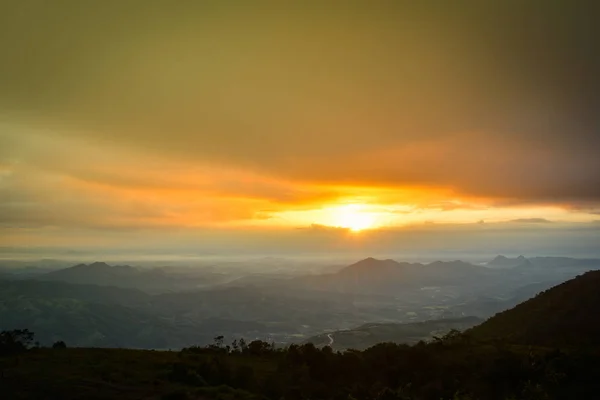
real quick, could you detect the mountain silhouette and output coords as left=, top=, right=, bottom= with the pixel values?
left=469, top=270, right=600, bottom=347
left=293, top=257, right=496, bottom=295
left=40, top=262, right=180, bottom=292
left=43, top=262, right=140, bottom=282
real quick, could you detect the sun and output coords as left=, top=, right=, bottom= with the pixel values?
left=333, top=204, right=376, bottom=231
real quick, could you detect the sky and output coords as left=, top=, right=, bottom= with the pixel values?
left=1, top=1, right=599, bottom=257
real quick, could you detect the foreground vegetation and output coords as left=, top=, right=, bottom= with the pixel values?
left=2, top=330, right=600, bottom=400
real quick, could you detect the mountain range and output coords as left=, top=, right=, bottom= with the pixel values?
left=37, top=261, right=229, bottom=293
left=2, top=255, right=599, bottom=349
left=291, top=257, right=499, bottom=296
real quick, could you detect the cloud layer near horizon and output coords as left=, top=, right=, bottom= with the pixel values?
left=1, top=1, right=599, bottom=248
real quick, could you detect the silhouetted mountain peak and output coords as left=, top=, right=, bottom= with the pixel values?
left=88, top=262, right=111, bottom=269
left=353, top=257, right=392, bottom=266
left=44, top=262, right=140, bottom=282
left=362, top=257, right=378, bottom=263
left=333, top=258, right=414, bottom=282
left=341, top=257, right=400, bottom=272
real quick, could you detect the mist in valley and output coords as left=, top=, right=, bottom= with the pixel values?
left=2, top=250, right=598, bottom=350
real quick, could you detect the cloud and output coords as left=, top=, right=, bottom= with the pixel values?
left=1, top=126, right=355, bottom=231
left=2, top=219, right=599, bottom=259
left=0, top=2, right=598, bottom=206
left=510, top=218, right=553, bottom=224
left=297, top=224, right=351, bottom=233
left=2, top=125, right=599, bottom=235
left=1, top=0, right=600, bottom=253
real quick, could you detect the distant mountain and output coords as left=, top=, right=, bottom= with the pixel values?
left=528, top=256, right=600, bottom=270
left=43, top=262, right=139, bottom=282
left=0, top=259, right=71, bottom=278
left=40, top=262, right=139, bottom=285
left=305, top=316, right=482, bottom=350
left=487, top=255, right=531, bottom=269
left=292, top=257, right=496, bottom=295
left=38, top=262, right=214, bottom=293
left=330, top=257, right=418, bottom=291
left=340, top=257, right=412, bottom=276
left=469, top=270, right=600, bottom=347
left=486, top=255, right=600, bottom=271
left=340, top=258, right=491, bottom=283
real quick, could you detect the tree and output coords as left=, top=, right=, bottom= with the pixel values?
left=238, top=338, right=247, bottom=353
left=246, top=340, right=272, bottom=356
left=52, top=340, right=67, bottom=349
left=0, top=329, right=34, bottom=356
left=213, top=335, right=224, bottom=349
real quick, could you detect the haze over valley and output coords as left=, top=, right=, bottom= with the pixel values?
left=2, top=254, right=598, bottom=350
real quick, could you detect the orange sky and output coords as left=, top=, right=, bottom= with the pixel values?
left=1, top=2, right=599, bottom=252
left=2, top=126, right=597, bottom=236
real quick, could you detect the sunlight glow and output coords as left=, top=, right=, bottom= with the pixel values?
left=332, top=204, right=376, bottom=231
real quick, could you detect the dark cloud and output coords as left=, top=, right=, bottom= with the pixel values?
left=0, top=1, right=599, bottom=206
left=510, top=218, right=553, bottom=224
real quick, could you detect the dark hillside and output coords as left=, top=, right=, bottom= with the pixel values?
left=470, top=270, right=600, bottom=347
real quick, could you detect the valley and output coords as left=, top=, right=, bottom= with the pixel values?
left=2, top=255, right=598, bottom=349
